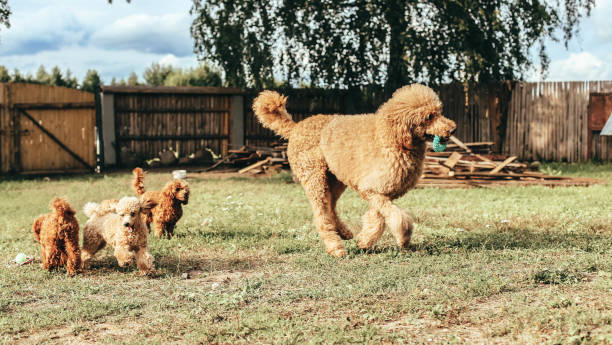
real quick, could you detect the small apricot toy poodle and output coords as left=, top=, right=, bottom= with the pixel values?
left=132, top=167, right=189, bottom=239
left=81, top=195, right=157, bottom=275
left=32, top=197, right=81, bottom=275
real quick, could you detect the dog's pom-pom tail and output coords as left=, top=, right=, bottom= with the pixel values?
left=32, top=217, right=43, bottom=242
left=51, top=197, right=75, bottom=216
left=252, top=91, right=296, bottom=139
left=132, top=167, right=146, bottom=195
left=83, top=202, right=99, bottom=218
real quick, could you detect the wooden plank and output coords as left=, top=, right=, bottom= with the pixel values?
left=118, top=134, right=229, bottom=141
left=238, top=157, right=271, bottom=174
left=102, top=85, right=243, bottom=95
left=115, top=107, right=228, bottom=113
left=13, top=102, right=95, bottom=109
left=442, top=152, right=462, bottom=168
left=489, top=156, right=517, bottom=174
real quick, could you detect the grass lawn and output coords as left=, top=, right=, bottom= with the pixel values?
left=1, top=163, right=611, bottom=344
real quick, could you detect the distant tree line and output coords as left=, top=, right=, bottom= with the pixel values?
left=0, top=63, right=223, bottom=93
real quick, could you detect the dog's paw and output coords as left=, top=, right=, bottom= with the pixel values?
left=327, top=246, right=347, bottom=258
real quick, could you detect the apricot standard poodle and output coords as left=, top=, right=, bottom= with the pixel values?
left=32, top=197, right=81, bottom=275
left=253, top=84, right=456, bottom=257
left=132, top=167, right=189, bottom=239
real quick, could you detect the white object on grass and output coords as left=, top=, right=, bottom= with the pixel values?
left=172, top=170, right=187, bottom=179
left=15, top=253, right=27, bottom=265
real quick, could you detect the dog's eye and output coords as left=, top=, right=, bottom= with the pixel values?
left=130, top=212, right=135, bottom=217
left=427, top=113, right=435, bottom=121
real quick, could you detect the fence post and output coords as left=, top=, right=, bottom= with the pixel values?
left=100, top=92, right=117, bottom=166
left=231, top=94, right=244, bottom=148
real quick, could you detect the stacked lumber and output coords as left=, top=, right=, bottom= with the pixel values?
left=420, top=136, right=600, bottom=188
left=205, top=143, right=289, bottom=175
left=203, top=137, right=601, bottom=187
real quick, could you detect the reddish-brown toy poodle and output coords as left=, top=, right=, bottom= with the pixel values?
left=32, top=197, right=81, bottom=275
left=132, top=167, right=190, bottom=239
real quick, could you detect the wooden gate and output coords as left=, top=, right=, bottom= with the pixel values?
left=0, top=83, right=96, bottom=174
left=102, top=86, right=242, bottom=165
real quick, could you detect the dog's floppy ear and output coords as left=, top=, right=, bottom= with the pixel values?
left=139, top=195, right=158, bottom=212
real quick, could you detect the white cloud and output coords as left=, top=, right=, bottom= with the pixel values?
left=91, top=13, right=193, bottom=57
left=546, top=52, right=611, bottom=81
left=0, top=47, right=198, bottom=83
left=0, top=6, right=90, bottom=54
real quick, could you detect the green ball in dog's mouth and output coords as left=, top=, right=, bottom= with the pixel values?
left=432, top=136, right=447, bottom=152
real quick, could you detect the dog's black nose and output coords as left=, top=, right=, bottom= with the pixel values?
left=123, top=223, right=130, bottom=227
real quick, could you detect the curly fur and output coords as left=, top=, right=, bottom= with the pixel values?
left=81, top=196, right=158, bottom=275
left=253, top=84, right=456, bottom=257
left=32, top=197, right=81, bottom=275
left=132, top=167, right=189, bottom=239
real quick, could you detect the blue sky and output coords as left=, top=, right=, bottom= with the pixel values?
left=0, top=0, right=611, bottom=84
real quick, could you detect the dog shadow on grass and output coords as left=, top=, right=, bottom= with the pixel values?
left=349, top=226, right=609, bottom=256
left=82, top=250, right=267, bottom=278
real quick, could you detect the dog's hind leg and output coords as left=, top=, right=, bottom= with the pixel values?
left=356, top=207, right=385, bottom=249
left=329, top=173, right=353, bottom=240
left=302, top=173, right=347, bottom=257
left=367, top=194, right=414, bottom=248
left=81, top=228, right=105, bottom=269
left=65, top=234, right=81, bottom=276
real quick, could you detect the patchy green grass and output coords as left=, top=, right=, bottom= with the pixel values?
left=1, top=164, right=611, bottom=344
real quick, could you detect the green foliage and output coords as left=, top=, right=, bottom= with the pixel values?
left=126, top=71, right=140, bottom=86
left=80, top=69, right=102, bottom=93
left=0, top=65, right=81, bottom=89
left=0, top=65, right=9, bottom=82
left=0, top=0, right=9, bottom=32
left=191, top=0, right=594, bottom=90
left=142, top=62, right=222, bottom=87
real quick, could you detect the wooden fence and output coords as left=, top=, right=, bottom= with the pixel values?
left=0, top=83, right=96, bottom=174
left=243, top=88, right=385, bottom=147
left=244, top=82, right=612, bottom=162
left=101, top=86, right=241, bottom=165
left=504, top=81, right=612, bottom=162
left=2, top=82, right=611, bottom=174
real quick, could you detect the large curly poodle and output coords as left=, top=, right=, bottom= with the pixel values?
left=253, top=84, right=456, bottom=257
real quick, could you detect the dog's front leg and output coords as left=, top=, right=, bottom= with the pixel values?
left=114, top=246, right=134, bottom=267
left=135, top=247, right=155, bottom=275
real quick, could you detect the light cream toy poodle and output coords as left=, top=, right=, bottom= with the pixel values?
left=81, top=196, right=157, bottom=275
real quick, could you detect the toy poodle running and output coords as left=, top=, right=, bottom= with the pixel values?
left=253, top=84, right=456, bottom=257
left=132, top=167, right=189, bottom=239
left=32, top=197, right=81, bottom=275
left=81, top=196, right=157, bottom=275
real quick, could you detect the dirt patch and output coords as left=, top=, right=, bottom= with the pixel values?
left=13, top=319, right=143, bottom=345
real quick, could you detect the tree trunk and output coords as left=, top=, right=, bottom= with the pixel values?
left=384, top=0, right=408, bottom=95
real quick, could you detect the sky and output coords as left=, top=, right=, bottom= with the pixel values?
left=0, top=0, right=611, bottom=84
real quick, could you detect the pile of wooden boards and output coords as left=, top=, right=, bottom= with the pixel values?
left=420, top=136, right=600, bottom=188
left=204, top=137, right=601, bottom=188
left=205, top=144, right=289, bottom=175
